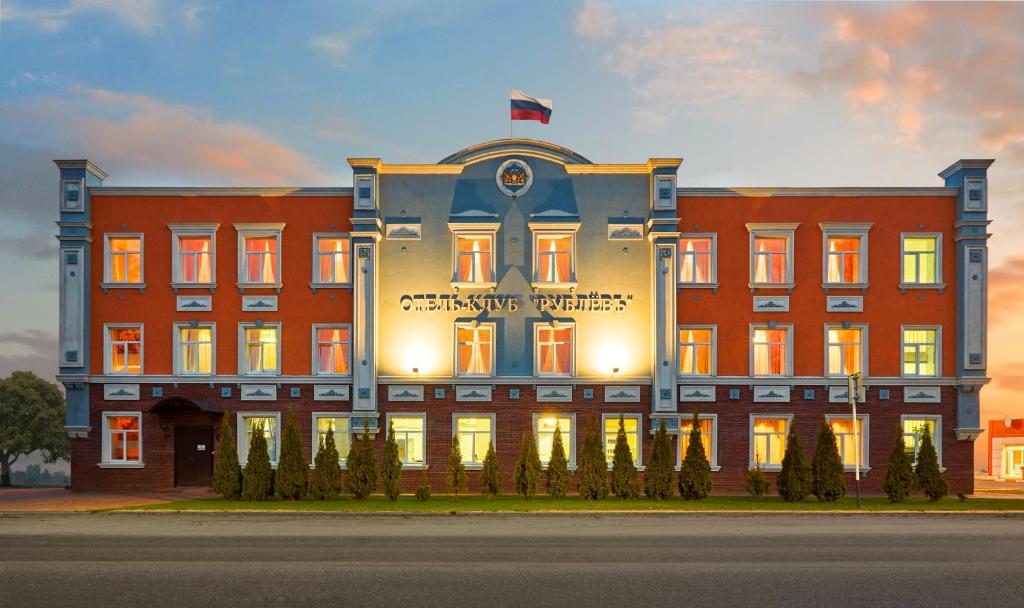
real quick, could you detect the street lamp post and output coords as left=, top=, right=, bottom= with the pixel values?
left=848, top=372, right=863, bottom=508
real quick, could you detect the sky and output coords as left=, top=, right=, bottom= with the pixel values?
left=0, top=1, right=1022, bottom=471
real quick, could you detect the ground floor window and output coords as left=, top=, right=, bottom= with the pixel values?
left=902, top=415, right=941, bottom=467
left=750, top=415, right=791, bottom=469
left=677, top=415, right=717, bottom=469
left=535, top=414, right=574, bottom=467
left=454, top=414, right=494, bottom=466
left=1004, top=446, right=1024, bottom=478
left=312, top=414, right=350, bottom=465
left=237, top=413, right=280, bottom=465
left=826, top=415, right=869, bottom=471
left=102, top=412, right=142, bottom=464
left=602, top=414, right=641, bottom=466
left=388, top=414, right=426, bottom=466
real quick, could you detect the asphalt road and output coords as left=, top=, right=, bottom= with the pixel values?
left=1, top=512, right=1022, bottom=608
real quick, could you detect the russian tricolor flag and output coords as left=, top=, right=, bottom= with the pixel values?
left=510, top=89, right=553, bottom=124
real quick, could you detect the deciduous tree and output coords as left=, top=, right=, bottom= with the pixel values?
left=0, top=372, right=68, bottom=487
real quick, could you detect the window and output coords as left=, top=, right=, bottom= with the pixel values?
left=237, top=413, right=280, bottom=465
left=454, top=415, right=495, bottom=467
left=820, top=223, right=871, bottom=286
left=239, top=323, right=280, bottom=375
left=678, top=415, right=718, bottom=469
left=901, top=234, right=941, bottom=286
left=535, top=414, right=574, bottom=466
left=105, top=235, right=143, bottom=284
left=678, top=235, right=716, bottom=285
left=169, top=224, right=218, bottom=286
left=388, top=415, right=426, bottom=466
left=603, top=414, right=641, bottom=466
left=456, top=323, right=494, bottom=377
left=454, top=234, right=494, bottom=285
left=750, top=415, right=791, bottom=469
left=235, top=223, right=284, bottom=286
left=105, top=325, right=142, bottom=375
left=826, top=326, right=865, bottom=377
left=902, top=327, right=940, bottom=377
left=61, top=179, right=83, bottom=211
left=313, top=234, right=351, bottom=285
left=535, top=323, right=574, bottom=376
left=312, top=414, right=350, bottom=466
left=678, top=327, right=715, bottom=376
left=102, top=413, right=142, bottom=465
left=174, top=324, right=214, bottom=375
left=532, top=230, right=576, bottom=286
left=747, top=224, right=797, bottom=287
left=827, top=415, right=869, bottom=471
left=313, top=325, right=351, bottom=375
left=751, top=325, right=792, bottom=376
left=902, top=416, right=941, bottom=467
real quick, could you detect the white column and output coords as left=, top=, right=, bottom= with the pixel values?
left=353, top=241, right=377, bottom=411
left=653, top=241, right=677, bottom=412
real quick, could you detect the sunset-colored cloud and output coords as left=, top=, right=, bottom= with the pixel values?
left=988, top=255, right=1024, bottom=325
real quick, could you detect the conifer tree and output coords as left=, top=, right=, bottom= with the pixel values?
left=811, top=419, right=845, bottom=502
left=524, top=429, right=542, bottom=499
left=883, top=424, right=915, bottom=503
left=345, top=423, right=376, bottom=500
left=274, top=408, right=308, bottom=500
left=480, top=440, right=502, bottom=499
left=577, top=419, right=609, bottom=500
left=678, top=412, right=712, bottom=500
left=242, top=421, right=273, bottom=501
left=777, top=421, right=811, bottom=502
left=343, top=429, right=362, bottom=497
left=545, top=422, right=570, bottom=498
left=446, top=433, right=467, bottom=498
left=644, top=419, right=674, bottom=500
left=360, top=424, right=378, bottom=497
left=915, top=426, right=949, bottom=502
left=212, top=413, right=241, bottom=500
left=746, top=457, right=770, bottom=500
left=610, top=415, right=639, bottom=499
left=415, top=467, right=431, bottom=501
left=513, top=432, right=528, bottom=498
left=309, top=427, right=342, bottom=500
left=380, top=420, right=402, bottom=501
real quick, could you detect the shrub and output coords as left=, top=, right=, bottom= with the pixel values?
left=446, top=433, right=467, bottom=498
left=274, top=408, right=308, bottom=500
left=915, top=427, right=949, bottom=502
left=610, top=415, right=639, bottom=500
left=777, top=422, right=811, bottom=502
left=241, top=422, right=273, bottom=501
left=360, top=425, right=378, bottom=496
left=414, top=467, right=431, bottom=502
left=545, top=422, right=570, bottom=498
left=577, top=419, right=609, bottom=500
left=343, top=430, right=362, bottom=497
left=678, top=412, right=712, bottom=500
left=480, top=440, right=502, bottom=499
left=883, top=425, right=915, bottom=503
left=381, top=421, right=402, bottom=501
left=747, top=458, right=770, bottom=500
left=212, top=413, right=241, bottom=500
left=308, top=426, right=342, bottom=500
left=811, top=419, right=845, bottom=503
left=644, top=419, right=674, bottom=500
left=513, top=431, right=542, bottom=500
left=345, top=423, right=377, bottom=500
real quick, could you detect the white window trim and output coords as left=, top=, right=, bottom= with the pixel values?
left=899, top=232, right=945, bottom=291
left=172, top=322, right=216, bottom=376
left=99, top=411, right=143, bottom=467
left=311, top=323, right=353, bottom=377
left=102, top=323, right=143, bottom=376
left=237, top=322, right=282, bottom=376
left=235, top=223, right=285, bottom=290
left=529, top=223, right=580, bottom=290
left=901, top=414, right=943, bottom=469
left=749, top=323, right=794, bottom=377
left=677, top=324, right=717, bottom=377
left=169, top=223, right=219, bottom=290
left=454, top=321, right=497, bottom=378
left=534, top=322, right=576, bottom=377
left=601, top=413, right=643, bottom=469
left=386, top=412, right=428, bottom=469
left=746, top=223, right=798, bottom=290
left=102, top=233, right=145, bottom=289
left=823, top=323, right=869, bottom=378
left=61, top=178, right=85, bottom=212
left=449, top=226, right=499, bottom=290
left=236, top=411, right=282, bottom=466
left=820, top=222, right=871, bottom=290
left=748, top=413, right=794, bottom=471
left=452, top=412, right=497, bottom=470
left=311, top=412, right=352, bottom=469
left=676, top=413, right=719, bottom=471
left=825, top=413, right=871, bottom=473
left=310, top=233, right=352, bottom=288
left=900, top=324, right=942, bottom=378
left=533, top=412, right=577, bottom=468
left=677, top=233, right=719, bottom=288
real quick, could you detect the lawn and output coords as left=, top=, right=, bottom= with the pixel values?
left=128, top=494, right=1024, bottom=512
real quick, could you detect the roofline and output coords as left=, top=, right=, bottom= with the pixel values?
left=54, top=159, right=109, bottom=180
left=89, top=187, right=353, bottom=196
left=439, top=138, right=592, bottom=165
left=679, top=187, right=959, bottom=198
left=938, top=159, right=995, bottom=180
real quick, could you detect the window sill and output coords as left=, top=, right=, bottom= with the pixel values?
left=401, top=464, right=429, bottom=470
left=312, top=373, right=353, bottom=379
left=309, top=282, right=352, bottom=293
left=822, top=282, right=868, bottom=294
left=103, top=372, right=143, bottom=377
left=748, top=282, right=794, bottom=294
left=748, top=465, right=783, bottom=472
left=464, top=464, right=484, bottom=471
left=843, top=467, right=872, bottom=475
left=899, top=282, right=946, bottom=294
left=100, top=283, right=146, bottom=293
left=98, top=462, right=144, bottom=469
left=451, top=282, right=497, bottom=291
left=309, top=463, right=348, bottom=470
left=606, top=465, right=646, bottom=472
left=237, top=282, right=282, bottom=293
left=531, top=281, right=578, bottom=291
left=675, top=465, right=721, bottom=472
left=678, top=283, right=719, bottom=291
left=171, top=282, right=216, bottom=293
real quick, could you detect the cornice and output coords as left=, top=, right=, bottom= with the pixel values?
left=680, top=187, right=958, bottom=197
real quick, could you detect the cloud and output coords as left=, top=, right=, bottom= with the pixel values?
left=988, top=255, right=1024, bottom=326
left=575, top=0, right=617, bottom=39
left=2, top=0, right=163, bottom=33
left=309, top=26, right=372, bottom=64
left=0, top=330, right=57, bottom=381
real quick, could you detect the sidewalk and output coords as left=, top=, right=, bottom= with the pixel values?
left=0, top=487, right=214, bottom=512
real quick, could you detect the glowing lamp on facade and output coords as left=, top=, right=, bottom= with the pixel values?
left=597, top=344, right=625, bottom=377
left=405, top=344, right=430, bottom=377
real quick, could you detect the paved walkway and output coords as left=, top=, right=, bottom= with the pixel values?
left=0, top=487, right=214, bottom=512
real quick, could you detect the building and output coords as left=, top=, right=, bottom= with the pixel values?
left=988, top=418, right=1024, bottom=480
left=54, top=139, right=992, bottom=494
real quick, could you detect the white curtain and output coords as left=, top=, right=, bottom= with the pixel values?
left=827, top=240, right=841, bottom=283
left=260, top=240, right=276, bottom=283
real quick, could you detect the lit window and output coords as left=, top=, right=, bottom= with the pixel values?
left=534, top=233, right=574, bottom=285
left=315, top=236, right=351, bottom=284
left=389, top=415, right=425, bottom=465
left=751, top=416, right=790, bottom=468
left=903, top=327, right=939, bottom=377
left=106, top=326, right=142, bottom=374
left=902, top=416, right=940, bottom=466
left=536, top=324, right=573, bottom=376
left=179, top=237, right=213, bottom=283
left=106, top=236, right=143, bottom=284
left=456, top=324, right=493, bottom=376
left=236, top=224, right=284, bottom=286
left=678, top=416, right=717, bottom=468
left=455, top=235, right=493, bottom=284
left=241, top=325, right=280, bottom=375
left=103, top=413, right=141, bottom=464
left=314, top=326, right=351, bottom=375
left=679, top=236, right=715, bottom=284
left=678, top=327, right=714, bottom=376
left=313, top=415, right=350, bottom=465
left=603, top=415, right=641, bottom=466
left=826, top=327, right=863, bottom=377
left=752, top=326, right=790, bottom=376
left=176, top=325, right=214, bottom=375
left=753, top=237, right=788, bottom=283
left=828, top=416, right=868, bottom=469
left=902, top=235, right=940, bottom=285
left=536, top=414, right=573, bottom=466
left=455, top=415, right=494, bottom=466
left=826, top=237, right=861, bottom=284
left=238, top=414, right=279, bottom=464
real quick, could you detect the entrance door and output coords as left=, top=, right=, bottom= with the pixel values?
left=1005, top=447, right=1024, bottom=479
left=175, top=425, right=215, bottom=487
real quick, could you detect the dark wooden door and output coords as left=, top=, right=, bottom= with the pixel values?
left=175, top=426, right=214, bottom=487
